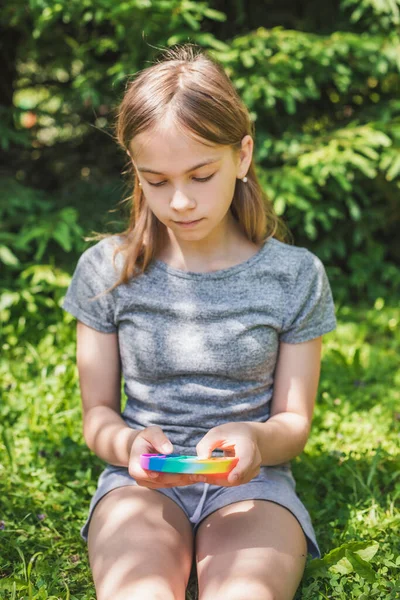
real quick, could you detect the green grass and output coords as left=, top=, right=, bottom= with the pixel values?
left=0, top=298, right=399, bottom=599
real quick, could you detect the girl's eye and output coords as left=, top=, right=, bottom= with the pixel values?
left=147, top=174, right=214, bottom=187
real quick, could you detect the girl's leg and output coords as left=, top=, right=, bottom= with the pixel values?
left=87, top=485, right=194, bottom=600
left=195, top=499, right=308, bottom=600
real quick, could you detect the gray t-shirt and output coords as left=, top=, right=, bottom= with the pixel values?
left=62, top=235, right=337, bottom=458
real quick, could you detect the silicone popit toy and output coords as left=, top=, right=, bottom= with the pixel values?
left=140, top=453, right=238, bottom=475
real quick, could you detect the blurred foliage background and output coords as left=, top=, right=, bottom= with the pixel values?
left=1, top=0, right=400, bottom=333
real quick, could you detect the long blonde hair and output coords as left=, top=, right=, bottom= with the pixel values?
left=88, top=43, right=291, bottom=296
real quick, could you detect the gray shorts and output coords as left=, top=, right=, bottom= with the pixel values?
left=80, top=463, right=321, bottom=559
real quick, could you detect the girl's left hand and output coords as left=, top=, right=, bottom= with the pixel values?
left=192, top=422, right=262, bottom=486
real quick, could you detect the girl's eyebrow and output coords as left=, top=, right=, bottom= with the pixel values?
left=137, top=158, right=220, bottom=175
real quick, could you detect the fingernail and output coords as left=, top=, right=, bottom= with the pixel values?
left=149, top=471, right=159, bottom=479
left=162, top=443, right=172, bottom=452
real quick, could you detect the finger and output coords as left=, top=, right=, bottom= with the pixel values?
left=136, top=474, right=194, bottom=489
left=225, top=439, right=255, bottom=483
left=153, top=473, right=195, bottom=486
left=189, top=474, right=207, bottom=483
left=227, top=469, right=241, bottom=484
left=134, top=471, right=178, bottom=488
left=223, top=449, right=236, bottom=457
left=228, top=466, right=260, bottom=486
left=136, top=479, right=176, bottom=489
left=144, top=426, right=174, bottom=455
left=134, top=470, right=191, bottom=487
left=129, top=429, right=174, bottom=480
left=198, top=473, right=233, bottom=486
left=203, top=478, right=233, bottom=487
left=196, top=428, right=223, bottom=460
left=129, top=461, right=160, bottom=481
left=140, top=467, right=194, bottom=485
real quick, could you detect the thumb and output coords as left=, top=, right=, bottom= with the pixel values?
left=196, top=430, right=221, bottom=460
left=145, top=427, right=174, bottom=455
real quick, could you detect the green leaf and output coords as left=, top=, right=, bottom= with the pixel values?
left=284, top=94, right=296, bottom=115
left=53, top=221, right=72, bottom=252
left=26, top=552, right=43, bottom=583
left=305, top=541, right=379, bottom=578
left=386, top=154, right=400, bottom=181
left=345, top=550, right=376, bottom=582
left=34, top=237, right=49, bottom=262
left=347, top=153, right=377, bottom=178
left=0, top=291, right=20, bottom=311
left=329, top=555, right=354, bottom=575
left=274, top=196, right=286, bottom=215
left=0, top=245, right=20, bottom=266
left=181, top=11, right=200, bottom=30
left=355, top=542, right=379, bottom=562
left=203, top=8, right=227, bottom=21
left=195, top=34, right=230, bottom=51
left=15, top=225, right=49, bottom=250
left=0, top=577, right=27, bottom=590
left=241, top=52, right=255, bottom=68
left=333, top=172, right=352, bottom=192
left=1, top=427, right=14, bottom=467
left=347, top=198, right=361, bottom=221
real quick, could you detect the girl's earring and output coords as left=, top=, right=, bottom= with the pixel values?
left=242, top=176, right=248, bottom=183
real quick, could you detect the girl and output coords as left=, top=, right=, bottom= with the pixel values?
left=62, top=44, right=337, bottom=600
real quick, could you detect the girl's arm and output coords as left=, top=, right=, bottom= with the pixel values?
left=248, top=336, right=322, bottom=466
left=193, top=337, right=323, bottom=484
left=76, top=321, right=140, bottom=466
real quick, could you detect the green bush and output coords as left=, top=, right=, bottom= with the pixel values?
left=2, top=0, right=400, bottom=303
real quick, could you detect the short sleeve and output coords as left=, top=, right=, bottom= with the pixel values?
left=280, top=250, right=337, bottom=344
left=61, top=240, right=119, bottom=333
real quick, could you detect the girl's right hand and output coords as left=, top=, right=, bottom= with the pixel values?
left=128, top=425, right=205, bottom=488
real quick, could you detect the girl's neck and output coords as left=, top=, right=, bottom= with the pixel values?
left=155, top=218, right=260, bottom=273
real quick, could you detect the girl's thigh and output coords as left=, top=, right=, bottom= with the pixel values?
left=87, top=485, right=194, bottom=600
left=195, top=499, right=308, bottom=600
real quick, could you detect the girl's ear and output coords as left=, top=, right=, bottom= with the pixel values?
left=239, top=134, right=253, bottom=175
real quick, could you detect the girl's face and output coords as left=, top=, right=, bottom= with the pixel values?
left=128, top=123, right=252, bottom=245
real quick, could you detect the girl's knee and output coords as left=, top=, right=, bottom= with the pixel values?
left=87, top=486, right=193, bottom=600
left=198, top=580, right=278, bottom=600
left=97, top=581, right=180, bottom=600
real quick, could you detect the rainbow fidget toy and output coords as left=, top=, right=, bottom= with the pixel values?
left=140, top=453, right=238, bottom=475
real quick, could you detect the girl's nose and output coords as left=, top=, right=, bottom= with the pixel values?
left=170, top=189, right=195, bottom=210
